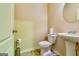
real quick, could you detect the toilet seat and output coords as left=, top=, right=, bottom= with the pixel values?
left=39, top=41, right=52, bottom=48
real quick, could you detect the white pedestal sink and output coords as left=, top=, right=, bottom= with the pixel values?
left=58, top=33, right=79, bottom=56
left=65, top=40, right=76, bottom=56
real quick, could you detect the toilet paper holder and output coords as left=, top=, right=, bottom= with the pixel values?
left=15, top=39, right=21, bottom=56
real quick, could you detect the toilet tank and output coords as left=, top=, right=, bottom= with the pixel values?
left=48, top=34, right=57, bottom=44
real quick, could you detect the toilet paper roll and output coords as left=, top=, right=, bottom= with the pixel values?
left=49, top=28, right=54, bottom=34
left=17, top=38, right=22, bottom=43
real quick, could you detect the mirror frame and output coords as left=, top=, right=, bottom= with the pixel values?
left=63, top=3, right=79, bottom=23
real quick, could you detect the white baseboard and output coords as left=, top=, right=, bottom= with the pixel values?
left=21, top=47, right=40, bottom=54
left=53, top=49, right=62, bottom=56
left=21, top=48, right=62, bottom=56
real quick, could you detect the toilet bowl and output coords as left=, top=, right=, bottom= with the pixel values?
left=39, top=41, right=51, bottom=48
left=39, top=41, right=51, bottom=55
left=39, top=34, right=57, bottom=56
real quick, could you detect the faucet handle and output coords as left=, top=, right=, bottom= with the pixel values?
left=68, top=30, right=76, bottom=34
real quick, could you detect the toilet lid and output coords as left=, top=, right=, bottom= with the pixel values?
left=39, top=41, right=51, bottom=47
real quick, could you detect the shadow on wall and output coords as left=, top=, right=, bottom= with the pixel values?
left=14, top=20, right=35, bottom=54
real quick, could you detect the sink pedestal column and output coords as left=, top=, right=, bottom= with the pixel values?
left=65, top=40, right=76, bottom=56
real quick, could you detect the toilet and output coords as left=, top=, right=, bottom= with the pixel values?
left=39, top=34, right=57, bottom=56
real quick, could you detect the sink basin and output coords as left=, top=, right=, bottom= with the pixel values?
left=58, top=32, right=79, bottom=56
left=58, top=33, right=79, bottom=43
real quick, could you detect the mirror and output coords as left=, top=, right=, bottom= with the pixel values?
left=63, top=3, right=79, bottom=23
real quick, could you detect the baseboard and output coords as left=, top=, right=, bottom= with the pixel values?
left=21, top=47, right=40, bottom=54
left=53, top=49, right=62, bottom=56
left=21, top=48, right=62, bottom=56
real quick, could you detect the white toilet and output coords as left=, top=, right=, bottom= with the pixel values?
left=39, top=34, right=57, bottom=56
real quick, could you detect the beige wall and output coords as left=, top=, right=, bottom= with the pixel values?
left=14, top=3, right=79, bottom=55
left=48, top=3, right=79, bottom=55
left=14, top=3, right=48, bottom=54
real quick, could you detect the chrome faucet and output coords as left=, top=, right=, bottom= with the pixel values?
left=68, top=30, right=76, bottom=34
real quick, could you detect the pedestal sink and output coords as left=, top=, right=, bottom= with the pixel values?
left=58, top=33, right=79, bottom=56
